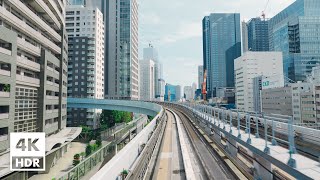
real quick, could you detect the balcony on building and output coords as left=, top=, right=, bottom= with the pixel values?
left=16, top=70, right=40, bottom=87
left=0, top=39, right=12, bottom=56
left=0, top=62, right=11, bottom=77
left=87, top=83, right=94, bottom=88
left=87, top=53, right=95, bottom=57
left=88, top=77, right=95, bottom=81
left=87, top=89, right=94, bottom=94
left=0, top=106, right=9, bottom=120
left=53, top=105, right=59, bottom=113
left=87, top=58, right=95, bottom=63
left=54, top=79, right=60, bottom=87
left=47, top=62, right=55, bottom=72
left=17, top=54, right=40, bottom=72
left=17, top=37, right=41, bottom=56
left=88, top=40, right=95, bottom=45
left=87, top=65, right=95, bottom=69
left=46, top=76, right=54, bottom=86
left=87, top=71, right=94, bottom=75
left=46, top=90, right=59, bottom=100
left=88, top=46, right=95, bottom=51
left=46, top=105, right=53, bottom=114
left=0, top=84, right=10, bottom=98
left=86, top=113, right=94, bottom=119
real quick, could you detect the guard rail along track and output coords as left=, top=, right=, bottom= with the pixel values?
left=171, top=105, right=250, bottom=180
left=126, top=109, right=167, bottom=180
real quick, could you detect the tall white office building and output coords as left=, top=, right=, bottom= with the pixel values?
left=139, top=59, right=155, bottom=101
left=235, top=52, right=283, bottom=112
left=143, top=44, right=165, bottom=100
left=65, top=5, right=105, bottom=129
left=84, top=0, right=139, bottom=100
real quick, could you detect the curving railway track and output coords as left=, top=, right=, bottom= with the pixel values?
left=169, top=105, right=248, bottom=180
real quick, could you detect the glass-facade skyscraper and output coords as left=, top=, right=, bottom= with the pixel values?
left=164, top=84, right=177, bottom=102
left=269, top=0, right=320, bottom=81
left=85, top=0, right=139, bottom=100
left=202, top=13, right=241, bottom=98
left=246, top=18, right=269, bottom=51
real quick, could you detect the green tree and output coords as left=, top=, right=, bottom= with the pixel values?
left=74, top=153, right=80, bottom=159
left=96, top=139, right=102, bottom=147
left=85, top=144, right=92, bottom=156
left=92, top=144, right=98, bottom=151
left=73, top=153, right=80, bottom=166
left=123, top=112, right=132, bottom=123
left=100, top=110, right=133, bottom=127
left=80, top=126, right=90, bottom=139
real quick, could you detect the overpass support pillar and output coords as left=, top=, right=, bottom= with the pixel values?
left=253, top=154, right=272, bottom=180
left=226, top=137, right=238, bottom=157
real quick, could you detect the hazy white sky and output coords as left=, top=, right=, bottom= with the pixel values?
left=138, top=0, right=295, bottom=88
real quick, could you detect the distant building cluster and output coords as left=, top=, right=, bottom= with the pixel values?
left=202, top=0, right=320, bottom=125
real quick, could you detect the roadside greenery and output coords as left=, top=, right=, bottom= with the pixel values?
left=85, top=139, right=103, bottom=157
left=100, top=110, right=133, bottom=128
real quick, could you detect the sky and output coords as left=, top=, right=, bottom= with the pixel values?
left=138, top=0, right=295, bottom=88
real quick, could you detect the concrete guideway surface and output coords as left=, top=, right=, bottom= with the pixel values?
left=175, top=109, right=235, bottom=180
left=154, top=110, right=186, bottom=180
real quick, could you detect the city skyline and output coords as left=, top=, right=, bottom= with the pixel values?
left=139, top=0, right=295, bottom=87
left=1, top=0, right=320, bottom=179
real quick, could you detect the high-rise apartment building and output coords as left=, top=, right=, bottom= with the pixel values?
left=108, top=0, right=139, bottom=100
left=0, top=0, right=81, bottom=179
left=65, top=5, right=105, bottom=129
left=269, top=0, right=320, bottom=82
left=235, top=52, right=283, bottom=111
left=198, top=65, right=203, bottom=89
left=85, top=0, right=139, bottom=100
left=245, top=18, right=269, bottom=52
left=202, top=13, right=241, bottom=98
left=139, top=59, right=155, bottom=101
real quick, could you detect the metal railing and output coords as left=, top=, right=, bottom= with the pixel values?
left=56, top=119, right=143, bottom=180
left=126, top=110, right=166, bottom=180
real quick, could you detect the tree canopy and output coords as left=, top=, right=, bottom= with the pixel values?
left=100, top=110, right=133, bottom=128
